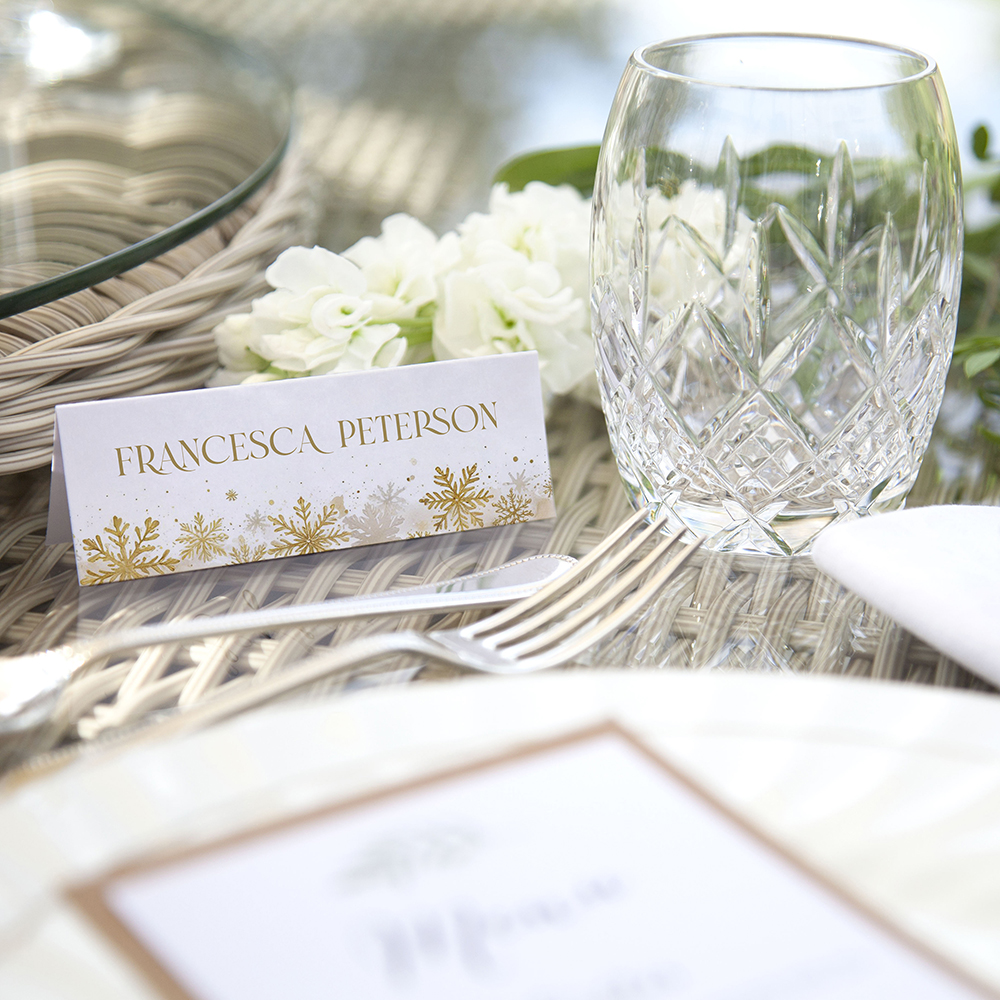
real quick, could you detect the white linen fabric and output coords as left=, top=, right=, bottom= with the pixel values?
left=811, top=505, right=1000, bottom=687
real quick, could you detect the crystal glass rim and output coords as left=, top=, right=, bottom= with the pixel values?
left=632, top=32, right=936, bottom=92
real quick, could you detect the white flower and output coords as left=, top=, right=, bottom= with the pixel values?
left=212, top=184, right=600, bottom=398
left=214, top=313, right=259, bottom=373
left=459, top=182, right=591, bottom=302
left=210, top=245, right=406, bottom=384
left=343, top=214, right=459, bottom=322
left=433, top=181, right=595, bottom=397
left=310, top=293, right=373, bottom=339
left=432, top=241, right=592, bottom=396
left=266, top=243, right=366, bottom=296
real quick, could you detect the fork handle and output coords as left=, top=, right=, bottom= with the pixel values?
left=142, top=631, right=441, bottom=743
left=75, top=554, right=572, bottom=667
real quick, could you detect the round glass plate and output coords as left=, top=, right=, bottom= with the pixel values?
left=0, top=0, right=292, bottom=319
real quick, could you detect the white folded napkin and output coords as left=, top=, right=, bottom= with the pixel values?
left=811, top=505, right=1000, bottom=687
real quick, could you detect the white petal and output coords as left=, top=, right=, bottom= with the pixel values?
left=372, top=336, right=407, bottom=368
left=213, top=313, right=262, bottom=371
left=311, top=293, right=372, bottom=339
left=335, top=324, right=403, bottom=371
left=242, top=371, right=286, bottom=384
left=206, top=367, right=247, bottom=387
left=265, top=246, right=365, bottom=296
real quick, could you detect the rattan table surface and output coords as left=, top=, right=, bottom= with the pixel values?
left=2, top=390, right=997, bottom=779
left=2, top=0, right=1000, bottom=779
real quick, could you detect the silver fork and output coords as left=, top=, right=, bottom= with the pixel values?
left=159, top=508, right=701, bottom=739
left=0, top=554, right=578, bottom=734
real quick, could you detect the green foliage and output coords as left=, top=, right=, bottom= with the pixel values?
left=493, top=146, right=601, bottom=196
left=974, top=123, right=991, bottom=161
left=955, top=124, right=1000, bottom=410
left=739, top=143, right=823, bottom=177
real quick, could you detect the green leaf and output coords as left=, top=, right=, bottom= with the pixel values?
left=979, top=426, right=1000, bottom=448
left=492, top=145, right=601, bottom=195
left=974, top=124, right=991, bottom=161
left=954, top=330, right=1000, bottom=355
left=962, top=251, right=1000, bottom=284
left=964, top=220, right=1000, bottom=256
left=964, top=349, right=1000, bottom=378
left=980, top=384, right=1000, bottom=409
left=739, top=144, right=826, bottom=177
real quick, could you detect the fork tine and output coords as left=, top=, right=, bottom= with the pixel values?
left=475, top=512, right=674, bottom=644
left=518, top=536, right=703, bottom=670
left=501, top=526, right=687, bottom=656
left=466, top=504, right=658, bottom=638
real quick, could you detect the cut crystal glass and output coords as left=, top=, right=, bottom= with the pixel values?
left=592, top=35, right=963, bottom=554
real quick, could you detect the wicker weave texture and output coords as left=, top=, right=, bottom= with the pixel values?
left=0, top=146, right=314, bottom=475
left=0, top=397, right=993, bottom=777
left=0, top=0, right=996, bottom=780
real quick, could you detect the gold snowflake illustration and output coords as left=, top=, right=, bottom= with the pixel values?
left=177, top=512, right=229, bottom=562
left=492, top=488, right=533, bottom=525
left=230, top=534, right=268, bottom=563
left=269, top=496, right=350, bottom=556
left=418, top=465, right=493, bottom=532
left=226, top=489, right=238, bottom=501
left=81, top=516, right=180, bottom=585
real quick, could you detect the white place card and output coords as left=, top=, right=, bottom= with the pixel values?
left=68, top=725, right=996, bottom=1000
left=46, top=354, right=554, bottom=586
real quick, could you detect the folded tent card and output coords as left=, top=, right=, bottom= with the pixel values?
left=47, top=354, right=555, bottom=586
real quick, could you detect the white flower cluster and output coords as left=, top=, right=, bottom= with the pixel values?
left=433, top=182, right=592, bottom=396
left=210, top=215, right=453, bottom=385
left=210, top=181, right=594, bottom=397
left=210, top=178, right=750, bottom=399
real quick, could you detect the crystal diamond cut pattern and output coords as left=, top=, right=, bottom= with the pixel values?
left=593, top=137, right=962, bottom=554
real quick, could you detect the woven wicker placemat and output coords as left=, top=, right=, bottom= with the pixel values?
left=0, top=392, right=996, bottom=779
left=0, top=0, right=997, bottom=781
left=0, top=143, right=314, bottom=475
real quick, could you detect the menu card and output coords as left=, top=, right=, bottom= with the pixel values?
left=68, top=725, right=995, bottom=1000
